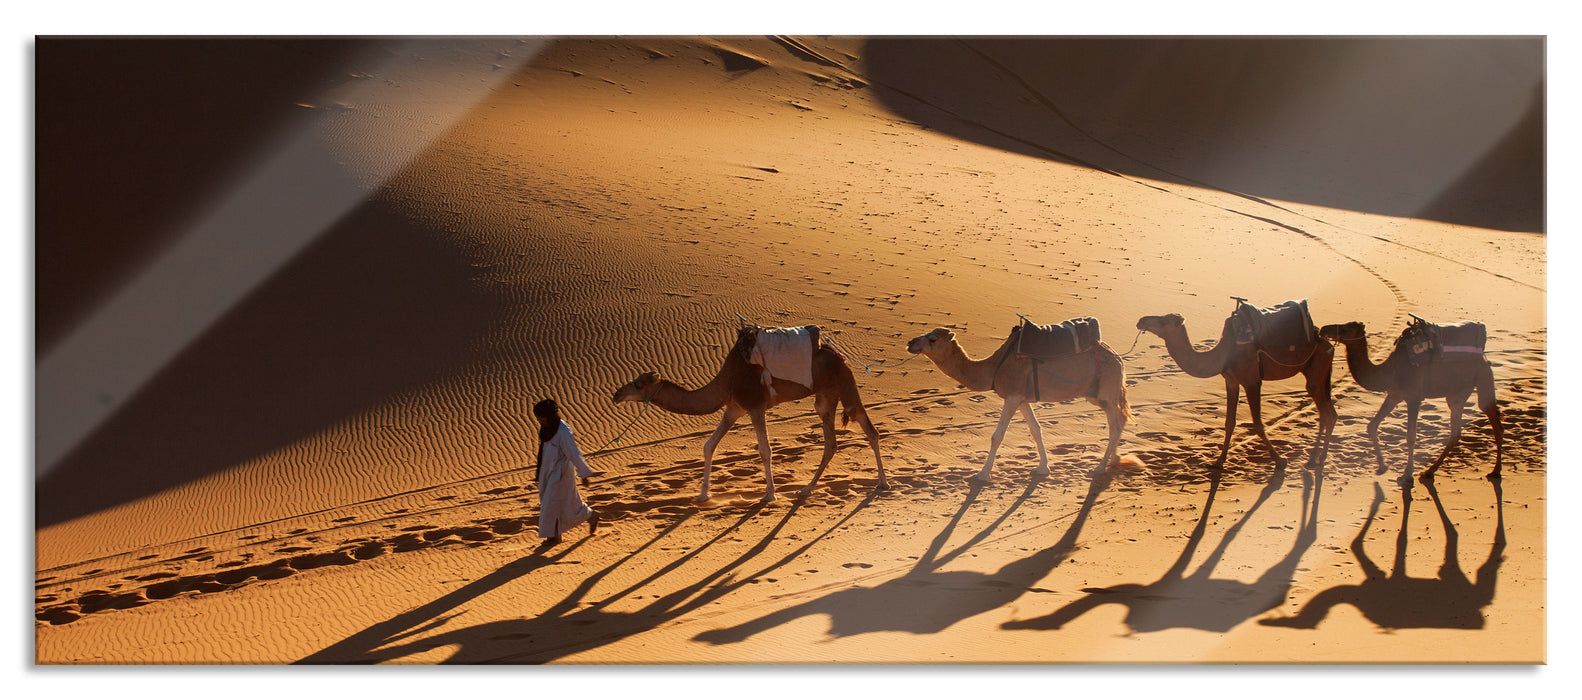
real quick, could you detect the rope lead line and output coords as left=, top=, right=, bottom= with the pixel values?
left=825, top=329, right=919, bottom=374
left=1118, top=328, right=1147, bottom=357
left=585, top=398, right=651, bottom=460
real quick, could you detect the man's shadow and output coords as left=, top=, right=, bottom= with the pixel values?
left=1259, top=478, right=1506, bottom=631
left=298, top=491, right=878, bottom=664
left=1001, top=466, right=1318, bottom=634
left=296, top=534, right=595, bottom=664
left=691, top=472, right=1110, bottom=644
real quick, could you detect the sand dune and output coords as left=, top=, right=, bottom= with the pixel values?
left=34, top=37, right=1544, bottom=666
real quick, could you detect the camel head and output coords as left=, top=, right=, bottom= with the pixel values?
left=1136, top=313, right=1185, bottom=337
left=1318, top=321, right=1367, bottom=343
left=612, top=371, right=661, bottom=403
left=907, top=327, right=957, bottom=355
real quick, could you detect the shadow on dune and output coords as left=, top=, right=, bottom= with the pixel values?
left=35, top=199, right=504, bottom=528
left=692, top=472, right=1106, bottom=644
left=298, top=490, right=880, bottom=664
left=861, top=37, right=1544, bottom=233
left=1001, top=466, right=1318, bottom=634
left=1259, top=479, right=1506, bottom=631
left=35, top=38, right=383, bottom=351
left=36, top=38, right=516, bottom=528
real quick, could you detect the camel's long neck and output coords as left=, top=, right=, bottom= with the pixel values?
left=648, top=365, right=733, bottom=415
left=1338, top=337, right=1392, bottom=392
left=925, top=338, right=1007, bottom=391
left=1157, top=324, right=1231, bottom=378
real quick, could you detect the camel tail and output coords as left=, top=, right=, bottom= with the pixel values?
left=1117, top=380, right=1133, bottom=422
left=831, top=352, right=866, bottom=428
left=838, top=377, right=864, bottom=428
left=1477, top=360, right=1500, bottom=414
left=1103, top=344, right=1132, bottom=422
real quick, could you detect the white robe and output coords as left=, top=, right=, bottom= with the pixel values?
left=537, top=421, right=594, bottom=538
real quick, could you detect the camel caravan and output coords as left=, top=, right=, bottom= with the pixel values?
left=612, top=298, right=1504, bottom=501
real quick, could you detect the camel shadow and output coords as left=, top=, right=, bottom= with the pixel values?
left=1259, top=479, right=1506, bottom=631
left=1001, top=465, right=1318, bottom=634
left=298, top=490, right=878, bottom=663
left=691, top=472, right=1108, bottom=644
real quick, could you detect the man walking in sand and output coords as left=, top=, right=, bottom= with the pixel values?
left=533, top=399, right=600, bottom=545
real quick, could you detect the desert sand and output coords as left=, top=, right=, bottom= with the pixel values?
left=32, top=35, right=1550, bottom=679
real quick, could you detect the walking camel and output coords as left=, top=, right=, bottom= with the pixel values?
left=1317, top=320, right=1503, bottom=485
left=904, top=324, right=1130, bottom=482
left=612, top=325, right=887, bottom=503
left=1136, top=303, right=1337, bottom=471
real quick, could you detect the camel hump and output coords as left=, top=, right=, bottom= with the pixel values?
left=749, top=324, right=820, bottom=349
left=1231, top=299, right=1315, bottom=353
left=1397, top=317, right=1487, bottom=365
left=1015, top=316, right=1102, bottom=359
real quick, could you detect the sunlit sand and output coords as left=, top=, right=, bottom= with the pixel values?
left=35, top=37, right=1544, bottom=665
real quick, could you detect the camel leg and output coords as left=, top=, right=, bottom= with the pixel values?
left=974, top=396, right=1023, bottom=484
left=1399, top=398, right=1421, bottom=487
left=1091, top=398, right=1126, bottom=479
left=1021, top=403, right=1050, bottom=476
left=852, top=406, right=889, bottom=492
left=1423, top=389, right=1471, bottom=482
left=801, top=394, right=840, bottom=497
left=1244, top=381, right=1288, bottom=471
left=750, top=409, right=776, bottom=503
left=697, top=405, right=747, bottom=502
left=1367, top=394, right=1403, bottom=476
left=1211, top=376, right=1240, bottom=470
left=1305, top=358, right=1337, bottom=470
left=1478, top=364, right=1505, bottom=481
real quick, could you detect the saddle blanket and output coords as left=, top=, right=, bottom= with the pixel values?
left=747, top=325, right=818, bottom=389
left=1015, top=317, right=1101, bottom=359
left=1234, top=299, right=1314, bottom=352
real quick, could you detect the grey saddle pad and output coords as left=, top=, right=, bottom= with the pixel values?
left=1014, top=317, right=1101, bottom=359
left=1396, top=319, right=1487, bottom=365
left=1233, top=299, right=1315, bottom=353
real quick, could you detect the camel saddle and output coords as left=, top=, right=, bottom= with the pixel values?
left=1231, top=299, right=1315, bottom=356
left=1395, top=317, right=1486, bottom=366
left=992, top=316, right=1104, bottom=399
left=746, top=325, right=820, bottom=389
left=1013, top=317, right=1102, bottom=359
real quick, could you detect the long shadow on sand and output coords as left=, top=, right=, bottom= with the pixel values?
left=297, top=491, right=880, bottom=664
left=690, top=472, right=1107, bottom=644
left=1259, top=479, right=1506, bottom=631
left=1001, top=467, right=1318, bottom=635
left=859, top=38, right=1543, bottom=233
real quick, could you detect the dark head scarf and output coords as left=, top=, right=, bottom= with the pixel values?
left=533, top=399, right=562, bottom=444
left=532, top=399, right=562, bottom=483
